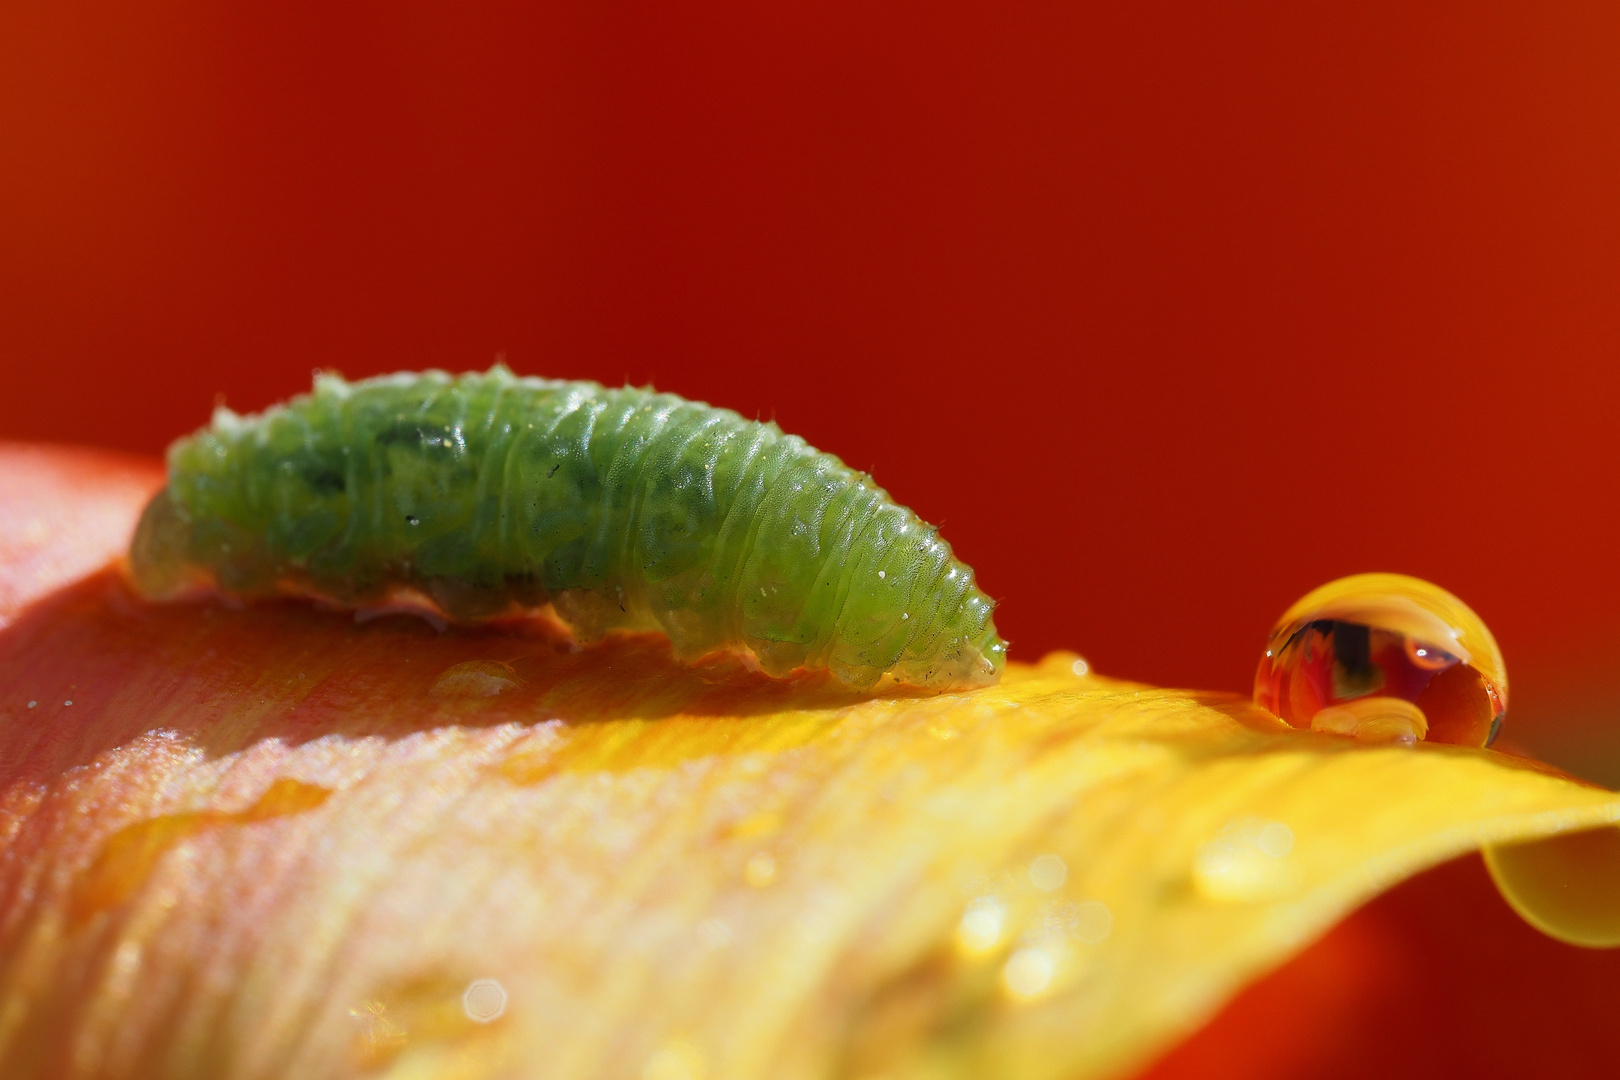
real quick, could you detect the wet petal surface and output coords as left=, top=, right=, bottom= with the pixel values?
left=0, top=444, right=1616, bottom=1080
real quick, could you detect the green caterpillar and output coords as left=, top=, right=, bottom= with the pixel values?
left=130, top=367, right=1005, bottom=690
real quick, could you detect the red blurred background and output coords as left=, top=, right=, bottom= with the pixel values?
left=3, top=4, right=1619, bottom=1075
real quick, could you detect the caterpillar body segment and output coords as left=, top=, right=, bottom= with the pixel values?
left=131, top=368, right=1005, bottom=690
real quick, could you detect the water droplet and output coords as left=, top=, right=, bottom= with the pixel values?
left=1002, top=946, right=1056, bottom=999
left=1071, top=658, right=1090, bottom=677
left=405, top=514, right=419, bottom=526
left=1256, top=822, right=1294, bottom=858
left=26, top=701, right=36, bottom=709
left=1192, top=817, right=1298, bottom=903
left=63, top=700, right=72, bottom=707
left=1254, top=573, right=1507, bottom=747
left=429, top=660, right=524, bottom=699
left=1029, top=853, right=1068, bottom=891
left=1072, top=900, right=1113, bottom=943
left=744, top=851, right=777, bottom=887
left=461, top=978, right=507, bottom=1023
left=957, top=896, right=1005, bottom=954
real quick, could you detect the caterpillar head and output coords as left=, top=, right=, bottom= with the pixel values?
left=128, top=488, right=198, bottom=599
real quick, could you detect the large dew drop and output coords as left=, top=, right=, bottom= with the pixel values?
left=1254, top=573, right=1507, bottom=747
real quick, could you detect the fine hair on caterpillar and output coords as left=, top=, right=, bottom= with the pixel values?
left=130, top=366, right=1006, bottom=691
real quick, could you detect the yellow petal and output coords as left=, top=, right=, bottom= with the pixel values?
left=2, top=591, right=1617, bottom=1080
left=2, top=446, right=1617, bottom=1079
left=1485, top=827, right=1620, bottom=948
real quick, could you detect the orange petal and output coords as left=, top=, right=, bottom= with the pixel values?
left=0, top=444, right=160, bottom=627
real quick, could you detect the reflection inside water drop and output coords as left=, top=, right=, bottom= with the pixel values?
left=1254, top=573, right=1507, bottom=748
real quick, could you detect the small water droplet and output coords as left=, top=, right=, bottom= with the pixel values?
left=1071, top=658, right=1090, bottom=677
left=1257, top=822, right=1294, bottom=858
left=1072, top=900, right=1113, bottom=943
left=957, top=896, right=1005, bottom=954
left=461, top=978, right=507, bottom=1023
left=429, top=660, right=524, bottom=699
left=1002, top=946, right=1056, bottom=999
left=26, top=701, right=36, bottom=709
left=1029, top=853, right=1068, bottom=891
left=1254, top=573, right=1507, bottom=747
left=405, top=514, right=419, bottom=526
left=1192, top=817, right=1297, bottom=903
left=744, top=851, right=777, bottom=887
left=63, top=700, right=72, bottom=707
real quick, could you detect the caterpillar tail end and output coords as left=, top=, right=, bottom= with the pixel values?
left=939, top=637, right=1006, bottom=690
left=127, top=487, right=200, bottom=599
left=895, top=633, right=1006, bottom=691
left=947, top=617, right=1009, bottom=690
